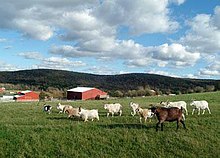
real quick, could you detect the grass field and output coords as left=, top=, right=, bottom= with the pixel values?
left=0, top=92, right=220, bottom=158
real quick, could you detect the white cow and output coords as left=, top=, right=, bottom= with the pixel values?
left=130, top=102, right=139, bottom=116
left=190, top=100, right=211, bottom=115
left=161, top=101, right=188, bottom=115
left=104, top=103, right=122, bottom=117
left=78, top=107, right=99, bottom=122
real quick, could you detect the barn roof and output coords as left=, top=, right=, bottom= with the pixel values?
left=67, top=87, right=95, bottom=92
left=19, top=90, right=32, bottom=94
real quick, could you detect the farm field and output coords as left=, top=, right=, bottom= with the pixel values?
left=0, top=91, right=220, bottom=158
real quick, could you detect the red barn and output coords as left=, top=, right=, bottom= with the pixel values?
left=0, top=87, right=5, bottom=93
left=14, top=90, right=39, bottom=102
left=67, top=87, right=108, bottom=100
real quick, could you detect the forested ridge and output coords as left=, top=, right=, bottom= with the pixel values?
left=0, top=69, right=219, bottom=96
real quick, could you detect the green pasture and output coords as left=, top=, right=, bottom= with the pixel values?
left=0, top=92, right=219, bottom=158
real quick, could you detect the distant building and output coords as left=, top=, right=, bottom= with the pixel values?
left=67, top=87, right=108, bottom=100
left=0, top=87, right=5, bottom=93
left=14, top=90, right=39, bottom=102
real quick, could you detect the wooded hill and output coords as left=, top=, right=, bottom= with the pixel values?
left=0, top=69, right=219, bottom=95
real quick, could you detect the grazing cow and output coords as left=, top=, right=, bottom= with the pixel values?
left=190, top=100, right=211, bottom=115
left=43, top=104, right=52, bottom=114
left=78, top=107, right=99, bottom=122
left=136, top=107, right=153, bottom=123
left=104, top=103, right=122, bottom=117
left=130, top=102, right=139, bottom=116
left=160, top=101, right=188, bottom=115
left=57, top=103, right=73, bottom=113
left=150, top=106, right=186, bottom=131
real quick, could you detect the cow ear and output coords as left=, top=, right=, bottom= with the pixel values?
left=160, top=101, right=162, bottom=104
left=79, top=106, right=81, bottom=112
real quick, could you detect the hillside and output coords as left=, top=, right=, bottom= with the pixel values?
left=0, top=69, right=219, bottom=94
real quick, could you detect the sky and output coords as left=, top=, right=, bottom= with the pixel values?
left=0, top=0, right=220, bottom=79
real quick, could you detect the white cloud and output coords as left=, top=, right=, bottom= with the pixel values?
left=169, top=0, right=185, bottom=5
left=146, top=70, right=181, bottom=78
left=180, top=6, right=220, bottom=54
left=18, top=52, right=43, bottom=60
left=0, top=38, right=7, bottom=42
left=150, top=43, right=200, bottom=67
left=94, top=0, right=179, bottom=35
left=199, top=61, right=220, bottom=77
left=0, top=61, right=19, bottom=71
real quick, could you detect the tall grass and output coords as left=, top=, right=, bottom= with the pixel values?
left=0, top=92, right=219, bottom=158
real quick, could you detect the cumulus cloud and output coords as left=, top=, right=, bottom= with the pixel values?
left=18, top=52, right=43, bottom=60
left=150, top=43, right=201, bottom=67
left=18, top=51, right=86, bottom=70
left=41, top=57, right=86, bottom=69
left=0, top=61, right=19, bottom=71
left=94, top=0, right=179, bottom=35
left=199, top=61, right=220, bottom=77
left=180, top=6, right=220, bottom=54
left=169, top=0, right=185, bottom=5
left=50, top=42, right=200, bottom=69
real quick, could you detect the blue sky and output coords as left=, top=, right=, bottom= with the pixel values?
left=0, top=0, right=220, bottom=79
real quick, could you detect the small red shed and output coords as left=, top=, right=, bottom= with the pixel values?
left=14, top=90, right=39, bottom=102
left=67, top=87, right=108, bottom=100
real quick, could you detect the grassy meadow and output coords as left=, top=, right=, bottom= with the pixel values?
left=0, top=91, right=220, bottom=158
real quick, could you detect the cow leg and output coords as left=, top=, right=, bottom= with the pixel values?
left=107, top=112, right=109, bottom=117
left=202, top=109, right=205, bottom=115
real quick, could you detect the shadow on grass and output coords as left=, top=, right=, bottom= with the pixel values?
left=98, top=123, right=154, bottom=129
left=46, top=116, right=81, bottom=121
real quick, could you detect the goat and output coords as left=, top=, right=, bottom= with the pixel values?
left=150, top=106, right=186, bottom=131
left=57, top=103, right=73, bottom=113
left=78, top=107, right=99, bottom=122
left=136, top=107, right=153, bottom=123
left=104, top=103, right=122, bottom=117
left=65, top=107, right=80, bottom=118
left=160, top=101, right=188, bottom=115
left=190, top=100, right=211, bottom=115
left=130, top=102, right=139, bottom=116
left=43, top=104, right=52, bottom=114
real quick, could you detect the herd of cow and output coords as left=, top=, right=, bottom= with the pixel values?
left=43, top=100, right=211, bottom=131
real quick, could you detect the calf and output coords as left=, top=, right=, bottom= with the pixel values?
left=104, top=103, right=122, bottom=117
left=130, top=102, right=139, bottom=116
left=43, top=104, right=52, bottom=114
left=150, top=106, right=186, bottom=131
left=136, top=107, right=153, bottom=123
left=78, top=107, right=99, bottom=122
left=190, top=100, right=211, bottom=115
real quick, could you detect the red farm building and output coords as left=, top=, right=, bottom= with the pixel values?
left=67, top=87, right=108, bottom=100
left=0, top=87, right=5, bottom=93
left=14, top=90, right=39, bottom=102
